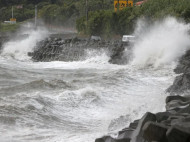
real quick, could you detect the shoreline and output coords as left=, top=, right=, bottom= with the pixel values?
left=95, top=50, right=190, bottom=142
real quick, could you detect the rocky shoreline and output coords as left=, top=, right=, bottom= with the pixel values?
left=28, top=37, right=190, bottom=142
left=95, top=50, right=190, bottom=142
left=2, top=35, right=190, bottom=142
left=27, top=37, right=130, bottom=65
left=96, top=95, right=190, bottom=142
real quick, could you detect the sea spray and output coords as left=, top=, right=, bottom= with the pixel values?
left=131, top=17, right=190, bottom=68
left=1, top=25, right=48, bottom=61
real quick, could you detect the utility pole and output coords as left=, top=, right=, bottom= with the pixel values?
left=35, top=5, right=37, bottom=28
left=12, top=6, right=14, bottom=19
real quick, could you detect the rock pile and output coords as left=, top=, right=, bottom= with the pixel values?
left=96, top=95, right=190, bottom=142
left=167, top=50, right=190, bottom=94
left=28, top=37, right=130, bottom=64
left=0, top=36, right=8, bottom=51
left=95, top=49, right=190, bottom=142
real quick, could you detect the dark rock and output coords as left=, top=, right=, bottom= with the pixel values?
left=168, top=115, right=185, bottom=121
left=161, top=119, right=172, bottom=127
left=95, top=136, right=130, bottom=142
left=174, top=50, right=190, bottom=74
left=28, top=52, right=34, bottom=57
left=166, top=73, right=190, bottom=94
left=95, top=136, right=113, bottom=142
left=115, top=138, right=130, bottom=142
left=176, top=105, right=190, bottom=114
left=29, top=37, right=127, bottom=64
left=166, top=100, right=190, bottom=111
left=108, top=43, right=131, bottom=65
left=119, top=127, right=134, bottom=135
left=166, top=126, right=190, bottom=142
left=142, top=122, right=168, bottom=142
left=129, top=121, right=139, bottom=129
left=155, top=112, right=171, bottom=122
left=131, top=112, right=156, bottom=142
left=170, top=116, right=190, bottom=132
left=118, top=128, right=134, bottom=140
left=166, top=96, right=187, bottom=103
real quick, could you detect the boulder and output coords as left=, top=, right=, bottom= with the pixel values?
left=142, top=122, right=168, bottom=142
left=176, top=105, right=190, bottom=114
left=118, top=127, right=134, bottom=135
left=155, top=112, right=171, bottom=122
left=117, top=128, right=134, bottom=140
left=130, top=112, right=156, bottom=142
left=95, top=136, right=114, bottom=142
left=95, top=135, right=131, bottom=142
left=166, top=100, right=190, bottom=111
left=166, top=96, right=187, bottom=103
left=174, top=50, right=190, bottom=74
left=167, top=73, right=190, bottom=94
left=166, top=126, right=190, bottom=142
left=129, top=120, right=139, bottom=129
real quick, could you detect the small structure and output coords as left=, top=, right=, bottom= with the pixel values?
left=122, top=35, right=135, bottom=43
left=114, top=0, right=134, bottom=12
left=4, top=6, right=16, bottom=24
left=90, top=36, right=101, bottom=41
left=136, top=0, right=147, bottom=6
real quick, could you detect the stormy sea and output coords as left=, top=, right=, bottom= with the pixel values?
left=0, top=17, right=190, bottom=142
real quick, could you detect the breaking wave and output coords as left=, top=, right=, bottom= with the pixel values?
left=1, top=27, right=48, bottom=61
left=131, top=17, right=190, bottom=68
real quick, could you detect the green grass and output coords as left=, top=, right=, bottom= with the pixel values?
left=0, top=23, right=20, bottom=32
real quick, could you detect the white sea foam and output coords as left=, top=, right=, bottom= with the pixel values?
left=1, top=26, right=48, bottom=61
left=0, top=17, right=184, bottom=142
left=131, top=17, right=190, bottom=68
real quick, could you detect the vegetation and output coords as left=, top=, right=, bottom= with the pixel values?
left=0, top=23, right=20, bottom=32
left=0, top=0, right=113, bottom=27
left=76, top=0, right=190, bottom=37
left=0, top=0, right=190, bottom=36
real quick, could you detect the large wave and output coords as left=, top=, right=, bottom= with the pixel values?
left=131, top=17, right=190, bottom=68
left=1, top=25, right=48, bottom=61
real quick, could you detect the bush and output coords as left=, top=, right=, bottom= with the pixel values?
left=76, top=0, right=190, bottom=37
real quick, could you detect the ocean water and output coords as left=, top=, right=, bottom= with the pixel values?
left=0, top=17, right=189, bottom=142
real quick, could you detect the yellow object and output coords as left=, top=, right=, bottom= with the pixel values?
left=10, top=18, right=16, bottom=22
left=114, top=0, right=133, bottom=12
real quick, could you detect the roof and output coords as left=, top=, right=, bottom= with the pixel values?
left=136, top=0, right=147, bottom=6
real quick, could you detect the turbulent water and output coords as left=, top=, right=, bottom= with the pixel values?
left=0, top=17, right=189, bottom=142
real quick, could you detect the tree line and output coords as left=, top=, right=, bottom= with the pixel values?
left=76, top=0, right=190, bottom=37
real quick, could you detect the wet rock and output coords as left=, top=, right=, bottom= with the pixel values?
left=129, top=120, right=139, bottom=129
left=108, top=43, right=131, bottom=65
left=167, top=50, right=190, bottom=94
left=115, top=138, right=130, bottom=142
left=118, top=127, right=134, bottom=135
left=166, top=100, right=190, bottom=111
left=131, top=112, right=156, bottom=142
left=95, top=136, right=113, bottom=142
left=155, top=112, right=171, bottom=122
left=174, top=50, right=190, bottom=74
left=142, top=122, right=168, bottom=142
left=95, top=136, right=131, bottom=142
left=118, top=128, right=134, bottom=140
left=166, top=96, right=188, bottom=103
left=166, top=126, right=190, bottom=142
left=108, top=115, right=131, bottom=132
left=28, top=36, right=131, bottom=65
left=166, top=74, right=190, bottom=94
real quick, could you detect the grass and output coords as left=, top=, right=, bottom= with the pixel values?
left=0, top=22, right=20, bottom=33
